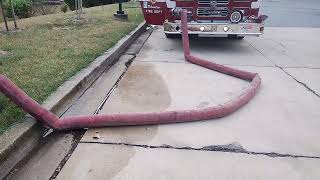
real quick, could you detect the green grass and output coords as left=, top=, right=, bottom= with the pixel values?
left=0, top=3, right=143, bottom=133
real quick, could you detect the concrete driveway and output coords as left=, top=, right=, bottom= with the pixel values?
left=261, top=0, right=320, bottom=27
left=54, top=23, right=320, bottom=179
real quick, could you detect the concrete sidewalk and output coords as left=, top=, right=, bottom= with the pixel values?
left=56, top=27, right=320, bottom=179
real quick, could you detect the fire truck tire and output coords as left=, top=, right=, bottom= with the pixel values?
left=228, top=35, right=245, bottom=40
left=189, top=34, right=198, bottom=39
left=165, top=33, right=181, bottom=39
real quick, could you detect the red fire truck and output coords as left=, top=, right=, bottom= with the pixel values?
left=139, top=0, right=267, bottom=39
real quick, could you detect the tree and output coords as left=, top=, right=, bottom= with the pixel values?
left=0, top=0, right=9, bottom=31
left=9, top=0, right=18, bottom=29
left=75, top=0, right=82, bottom=20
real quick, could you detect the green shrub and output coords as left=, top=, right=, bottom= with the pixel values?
left=61, top=3, right=68, bottom=13
left=4, top=0, right=32, bottom=18
left=64, top=0, right=75, bottom=11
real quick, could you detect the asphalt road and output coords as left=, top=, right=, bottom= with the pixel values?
left=261, top=0, right=320, bottom=27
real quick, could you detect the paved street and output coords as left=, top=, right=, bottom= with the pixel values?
left=261, top=0, right=320, bottom=27
left=54, top=23, right=320, bottom=179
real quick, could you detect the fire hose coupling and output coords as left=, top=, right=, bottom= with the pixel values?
left=172, top=8, right=192, bottom=21
left=171, top=7, right=182, bottom=17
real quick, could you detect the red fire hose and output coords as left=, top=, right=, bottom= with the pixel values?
left=0, top=10, right=261, bottom=130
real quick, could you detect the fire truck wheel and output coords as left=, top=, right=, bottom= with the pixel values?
left=189, top=34, right=199, bottom=39
left=165, top=33, right=182, bottom=39
left=228, top=35, right=245, bottom=40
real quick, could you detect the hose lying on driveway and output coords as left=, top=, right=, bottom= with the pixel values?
left=0, top=10, right=261, bottom=130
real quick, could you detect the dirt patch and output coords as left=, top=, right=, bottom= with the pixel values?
left=0, top=50, right=11, bottom=57
left=52, top=27, right=71, bottom=31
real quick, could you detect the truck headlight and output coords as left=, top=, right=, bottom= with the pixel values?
left=230, top=11, right=243, bottom=23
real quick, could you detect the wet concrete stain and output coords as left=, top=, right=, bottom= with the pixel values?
left=117, top=62, right=171, bottom=113
left=86, top=61, right=171, bottom=148
left=78, top=62, right=174, bottom=178
left=61, top=144, right=136, bottom=180
left=197, top=101, right=209, bottom=109
left=136, top=43, right=151, bottom=61
left=99, top=146, right=136, bottom=179
left=82, top=126, right=159, bottom=179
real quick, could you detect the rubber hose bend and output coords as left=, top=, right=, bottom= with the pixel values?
left=0, top=10, right=261, bottom=130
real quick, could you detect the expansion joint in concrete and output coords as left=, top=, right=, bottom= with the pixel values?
left=94, top=55, right=136, bottom=115
left=49, top=130, right=85, bottom=180
left=284, top=67, right=320, bottom=70
left=247, top=41, right=320, bottom=99
left=80, top=141, right=320, bottom=159
left=278, top=66, right=320, bottom=99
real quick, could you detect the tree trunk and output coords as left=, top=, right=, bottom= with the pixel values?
left=10, top=0, right=18, bottom=29
left=0, top=0, right=9, bottom=31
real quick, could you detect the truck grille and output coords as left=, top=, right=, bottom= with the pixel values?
left=197, top=0, right=229, bottom=17
left=198, top=0, right=228, bottom=5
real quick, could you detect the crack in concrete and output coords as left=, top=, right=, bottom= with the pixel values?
left=247, top=40, right=277, bottom=67
left=248, top=40, right=320, bottom=99
left=94, top=31, right=152, bottom=114
left=75, top=38, right=320, bottom=160
left=279, top=67, right=320, bottom=98
left=80, top=141, right=320, bottom=159
left=94, top=55, right=136, bottom=114
left=48, top=31, right=153, bottom=179
left=137, top=60, right=280, bottom=68
left=284, top=67, right=320, bottom=70
left=269, top=39, right=287, bottom=50
left=49, top=130, right=86, bottom=180
left=41, top=56, right=137, bottom=138
left=249, top=39, right=303, bottom=67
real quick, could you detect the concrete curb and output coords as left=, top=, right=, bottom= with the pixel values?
left=0, top=21, right=147, bottom=179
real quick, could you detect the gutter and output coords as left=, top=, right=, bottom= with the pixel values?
left=0, top=21, right=147, bottom=179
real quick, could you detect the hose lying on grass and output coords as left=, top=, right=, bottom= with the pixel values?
left=0, top=10, right=261, bottom=130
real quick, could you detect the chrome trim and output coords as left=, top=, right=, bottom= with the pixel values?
left=197, top=7, right=228, bottom=17
left=198, top=0, right=228, bottom=5
left=164, top=31, right=263, bottom=35
left=164, top=21, right=264, bottom=36
left=197, top=0, right=229, bottom=17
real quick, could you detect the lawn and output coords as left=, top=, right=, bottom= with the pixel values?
left=0, top=3, right=144, bottom=133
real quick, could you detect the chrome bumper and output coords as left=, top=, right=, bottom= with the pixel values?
left=164, top=22, right=265, bottom=36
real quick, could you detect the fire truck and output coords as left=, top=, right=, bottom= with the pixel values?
left=139, top=0, right=267, bottom=39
